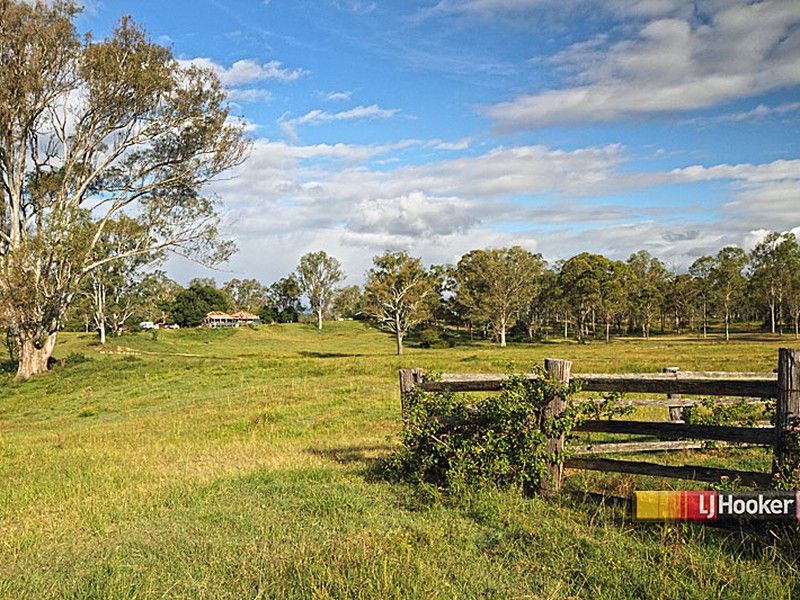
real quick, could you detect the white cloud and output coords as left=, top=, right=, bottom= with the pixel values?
left=483, top=1, right=800, bottom=128
left=682, top=101, right=800, bottom=126
left=279, top=104, right=401, bottom=139
left=346, top=192, right=483, bottom=239
left=321, top=90, right=353, bottom=101
left=226, top=88, right=273, bottom=103
left=429, top=138, right=471, bottom=151
left=181, top=57, right=308, bottom=85
left=201, top=134, right=800, bottom=283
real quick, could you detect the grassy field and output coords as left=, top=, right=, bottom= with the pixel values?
left=1, top=322, right=799, bottom=599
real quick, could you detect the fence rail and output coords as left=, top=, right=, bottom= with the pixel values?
left=399, top=348, right=800, bottom=496
left=418, top=373, right=777, bottom=398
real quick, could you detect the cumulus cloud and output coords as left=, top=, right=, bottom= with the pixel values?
left=278, top=104, right=401, bottom=139
left=482, top=1, right=800, bottom=128
left=199, top=134, right=800, bottom=284
left=178, top=57, right=306, bottom=108
left=181, top=57, right=308, bottom=85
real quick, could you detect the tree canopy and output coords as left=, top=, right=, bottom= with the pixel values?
left=0, top=1, right=247, bottom=379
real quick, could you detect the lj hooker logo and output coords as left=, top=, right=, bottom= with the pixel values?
left=635, top=491, right=800, bottom=521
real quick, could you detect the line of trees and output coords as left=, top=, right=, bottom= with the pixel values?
left=51, top=230, right=800, bottom=357
left=357, top=232, right=800, bottom=354
left=60, top=250, right=357, bottom=335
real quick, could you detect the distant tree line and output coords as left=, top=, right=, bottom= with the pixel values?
left=59, top=231, right=800, bottom=355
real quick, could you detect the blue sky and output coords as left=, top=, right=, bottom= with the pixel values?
left=76, top=1, right=800, bottom=285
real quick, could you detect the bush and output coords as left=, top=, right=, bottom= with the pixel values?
left=384, top=370, right=624, bottom=495
left=683, top=398, right=768, bottom=427
left=415, top=327, right=454, bottom=349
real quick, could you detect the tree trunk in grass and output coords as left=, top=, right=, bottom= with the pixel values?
left=15, top=332, right=57, bottom=381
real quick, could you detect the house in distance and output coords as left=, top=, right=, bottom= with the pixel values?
left=204, top=311, right=261, bottom=328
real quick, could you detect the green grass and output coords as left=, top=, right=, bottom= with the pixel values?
left=1, top=322, right=799, bottom=598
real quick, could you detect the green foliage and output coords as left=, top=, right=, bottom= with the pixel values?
left=386, top=371, right=623, bottom=495
left=259, top=274, right=303, bottom=323
left=0, top=2, right=247, bottom=378
left=415, top=327, right=455, bottom=349
left=296, top=250, right=344, bottom=328
left=683, top=398, right=767, bottom=427
left=332, top=285, right=364, bottom=319
left=363, top=251, right=437, bottom=354
left=170, top=283, right=233, bottom=327
left=454, top=247, right=545, bottom=345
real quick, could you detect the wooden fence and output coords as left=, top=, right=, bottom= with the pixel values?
left=399, top=348, right=800, bottom=496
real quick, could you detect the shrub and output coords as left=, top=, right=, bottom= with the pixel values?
left=385, top=370, right=625, bottom=495
left=683, top=398, right=768, bottom=427
left=415, top=327, right=454, bottom=349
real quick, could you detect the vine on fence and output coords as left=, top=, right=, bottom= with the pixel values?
left=384, top=369, right=625, bottom=495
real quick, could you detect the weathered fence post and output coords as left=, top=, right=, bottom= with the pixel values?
left=774, top=348, right=800, bottom=479
left=399, top=368, right=426, bottom=423
left=540, top=358, right=572, bottom=497
left=663, top=366, right=683, bottom=422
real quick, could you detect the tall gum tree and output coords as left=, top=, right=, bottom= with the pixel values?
left=363, top=251, right=436, bottom=355
left=455, top=247, right=544, bottom=347
left=296, top=251, right=344, bottom=330
left=0, top=2, right=247, bottom=379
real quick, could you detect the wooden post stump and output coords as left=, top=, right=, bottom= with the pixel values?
left=663, top=366, right=684, bottom=422
left=540, top=358, right=572, bottom=497
left=774, top=349, right=800, bottom=480
left=399, top=368, right=426, bottom=423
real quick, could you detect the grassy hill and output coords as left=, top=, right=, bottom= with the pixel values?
left=1, top=323, right=798, bottom=598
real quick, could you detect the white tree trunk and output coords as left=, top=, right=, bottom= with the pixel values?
left=15, top=332, right=57, bottom=381
left=395, top=313, right=403, bottom=355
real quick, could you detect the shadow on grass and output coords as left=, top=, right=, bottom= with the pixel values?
left=297, top=351, right=367, bottom=359
left=306, top=443, right=394, bottom=467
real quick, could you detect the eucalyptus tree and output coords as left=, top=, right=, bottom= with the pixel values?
left=86, top=216, right=156, bottom=343
left=261, top=275, right=303, bottom=323
left=665, top=273, right=697, bottom=334
left=455, top=247, right=544, bottom=347
left=597, top=258, right=629, bottom=342
left=136, top=271, right=181, bottom=324
left=711, top=246, right=747, bottom=341
left=223, top=278, right=268, bottom=313
left=0, top=3, right=247, bottom=379
left=332, top=285, right=364, bottom=320
left=558, top=252, right=604, bottom=340
left=626, top=250, right=669, bottom=338
left=296, top=251, right=344, bottom=330
left=363, top=251, right=437, bottom=355
left=749, top=232, right=800, bottom=335
left=689, top=255, right=715, bottom=338
left=786, top=265, right=800, bottom=339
